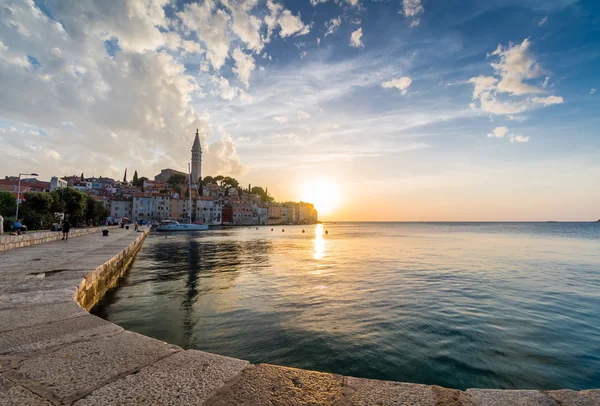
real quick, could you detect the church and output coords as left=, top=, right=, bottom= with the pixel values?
left=154, top=129, right=202, bottom=189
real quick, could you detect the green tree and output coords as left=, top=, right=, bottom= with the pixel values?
left=60, top=187, right=87, bottom=224
left=80, top=173, right=84, bottom=180
left=85, top=196, right=110, bottom=226
left=132, top=170, right=139, bottom=186
left=0, top=190, right=17, bottom=217
left=214, top=175, right=225, bottom=186
left=136, top=176, right=149, bottom=187
left=202, top=176, right=214, bottom=186
left=168, top=173, right=187, bottom=186
left=123, top=168, right=127, bottom=183
left=20, top=192, right=58, bottom=230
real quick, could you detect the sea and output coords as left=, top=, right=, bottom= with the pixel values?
left=92, top=222, right=600, bottom=390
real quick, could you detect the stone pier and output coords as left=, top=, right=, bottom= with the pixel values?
left=0, top=230, right=597, bottom=405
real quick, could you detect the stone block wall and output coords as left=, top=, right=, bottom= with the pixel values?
left=75, top=229, right=149, bottom=311
left=0, top=226, right=118, bottom=252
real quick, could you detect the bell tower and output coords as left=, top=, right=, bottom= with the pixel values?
left=191, top=129, right=202, bottom=189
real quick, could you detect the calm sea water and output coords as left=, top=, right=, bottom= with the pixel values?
left=92, top=222, right=600, bottom=390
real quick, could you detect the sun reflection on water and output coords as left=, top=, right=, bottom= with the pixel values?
left=314, top=224, right=325, bottom=260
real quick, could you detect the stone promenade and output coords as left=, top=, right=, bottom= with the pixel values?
left=0, top=230, right=597, bottom=405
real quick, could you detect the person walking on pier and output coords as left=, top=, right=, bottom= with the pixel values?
left=62, top=219, right=71, bottom=240
left=0, top=214, right=3, bottom=235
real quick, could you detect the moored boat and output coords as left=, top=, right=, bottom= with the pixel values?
left=156, top=220, right=208, bottom=231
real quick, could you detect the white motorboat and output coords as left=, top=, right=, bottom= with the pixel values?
left=156, top=220, right=208, bottom=231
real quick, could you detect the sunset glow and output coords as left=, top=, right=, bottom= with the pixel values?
left=300, top=179, right=341, bottom=217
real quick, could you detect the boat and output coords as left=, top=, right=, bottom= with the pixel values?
left=156, top=220, right=208, bottom=231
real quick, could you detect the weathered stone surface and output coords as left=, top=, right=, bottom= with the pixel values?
left=205, top=363, right=346, bottom=406
left=546, top=389, right=600, bottom=406
left=0, top=313, right=121, bottom=355
left=15, top=331, right=180, bottom=402
left=0, top=385, right=52, bottom=406
left=466, top=389, right=558, bottom=406
left=432, top=385, right=477, bottom=406
left=0, top=287, right=77, bottom=305
left=0, top=302, right=86, bottom=333
left=345, top=376, right=436, bottom=406
left=75, top=350, right=248, bottom=406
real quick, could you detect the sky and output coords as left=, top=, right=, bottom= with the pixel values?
left=0, top=0, right=598, bottom=221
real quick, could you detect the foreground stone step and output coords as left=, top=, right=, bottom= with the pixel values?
left=5, top=331, right=180, bottom=404
left=466, top=389, right=559, bottom=405
left=204, top=363, right=347, bottom=405
left=0, top=313, right=121, bottom=356
left=0, top=375, right=51, bottom=406
left=0, top=302, right=86, bottom=333
left=545, top=389, right=600, bottom=406
left=74, top=350, right=248, bottom=405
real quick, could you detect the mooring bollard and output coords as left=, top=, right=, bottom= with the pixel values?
left=102, top=229, right=110, bottom=237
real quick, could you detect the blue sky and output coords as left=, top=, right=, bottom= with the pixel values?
left=0, top=0, right=598, bottom=220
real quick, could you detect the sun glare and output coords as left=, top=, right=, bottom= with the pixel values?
left=300, top=178, right=341, bottom=216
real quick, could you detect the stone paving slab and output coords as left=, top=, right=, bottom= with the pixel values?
left=0, top=301, right=86, bottom=333
left=0, top=385, right=52, bottom=406
left=0, top=313, right=121, bottom=356
left=0, top=287, right=79, bottom=306
left=545, top=389, right=600, bottom=406
left=345, top=376, right=436, bottom=406
left=75, top=349, right=249, bottom=406
left=204, top=363, right=348, bottom=406
left=10, top=331, right=180, bottom=403
left=466, top=389, right=559, bottom=406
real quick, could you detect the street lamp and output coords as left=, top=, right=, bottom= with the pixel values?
left=15, top=172, right=39, bottom=221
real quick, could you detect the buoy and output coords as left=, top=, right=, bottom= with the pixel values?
left=325, top=230, right=328, bottom=235
left=271, top=228, right=273, bottom=231
left=302, top=229, right=305, bottom=233
left=256, top=227, right=258, bottom=230
left=282, top=229, right=285, bottom=232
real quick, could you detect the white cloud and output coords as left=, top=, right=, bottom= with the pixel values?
left=538, top=16, right=548, bottom=26
left=381, top=77, right=412, bottom=95
left=590, top=88, right=597, bottom=95
left=531, top=95, right=564, bottom=106
left=487, top=126, right=530, bottom=143
left=297, top=110, right=311, bottom=119
left=490, top=38, right=547, bottom=96
left=350, top=27, right=363, bottom=48
left=178, top=2, right=231, bottom=70
left=310, top=0, right=359, bottom=6
left=0, top=41, right=7, bottom=52
left=468, top=39, right=563, bottom=116
left=487, top=126, right=509, bottom=138
left=511, top=135, right=529, bottom=143
left=402, top=0, right=424, bottom=27
left=325, top=17, right=342, bottom=37
left=224, top=0, right=263, bottom=52
left=232, top=48, right=255, bottom=88
left=265, top=0, right=310, bottom=40
left=273, top=116, right=289, bottom=123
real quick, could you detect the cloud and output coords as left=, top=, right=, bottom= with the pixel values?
left=468, top=39, right=563, bottom=115
left=350, top=27, right=363, bottom=48
left=490, top=38, right=547, bottom=96
left=487, top=126, right=530, bottom=143
left=265, top=0, right=310, bottom=40
left=224, top=0, right=263, bottom=52
left=487, top=126, right=509, bottom=138
left=511, top=135, right=529, bottom=143
left=297, top=110, right=311, bottom=119
left=590, top=88, right=597, bottom=95
left=381, top=77, right=412, bottom=95
left=538, top=16, right=548, bottom=26
left=325, top=17, right=342, bottom=37
left=310, top=0, right=359, bottom=6
left=273, top=116, right=289, bottom=123
left=178, top=2, right=231, bottom=70
left=232, top=48, right=255, bottom=88
left=401, top=0, right=424, bottom=27
left=531, top=95, right=564, bottom=106
left=207, top=126, right=246, bottom=175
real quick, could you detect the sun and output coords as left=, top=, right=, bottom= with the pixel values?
left=300, top=178, right=341, bottom=216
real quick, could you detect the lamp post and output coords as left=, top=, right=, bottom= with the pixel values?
left=15, top=172, right=39, bottom=221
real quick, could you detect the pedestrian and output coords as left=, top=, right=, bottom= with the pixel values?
left=62, top=219, right=71, bottom=240
left=0, top=214, right=3, bottom=235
